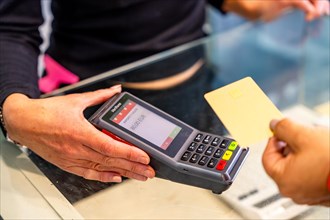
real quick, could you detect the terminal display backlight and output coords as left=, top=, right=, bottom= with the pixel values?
left=110, top=100, right=182, bottom=150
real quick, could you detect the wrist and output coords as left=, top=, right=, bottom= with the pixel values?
left=2, top=93, right=30, bottom=140
left=3, top=93, right=30, bottom=114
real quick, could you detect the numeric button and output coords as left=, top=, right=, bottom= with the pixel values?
left=207, top=158, right=218, bottom=168
left=181, top=152, right=191, bottom=161
left=220, top=139, right=229, bottom=149
left=188, top=142, right=197, bottom=151
left=196, top=144, right=206, bottom=154
left=202, top=135, right=212, bottom=144
left=189, top=153, right=200, bottom=163
left=214, top=149, right=223, bottom=158
left=211, top=137, right=221, bottom=146
left=205, top=146, right=215, bottom=156
left=198, top=156, right=209, bottom=166
left=194, top=133, right=203, bottom=142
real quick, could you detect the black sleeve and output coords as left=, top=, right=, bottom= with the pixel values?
left=207, top=0, right=227, bottom=13
left=0, top=0, right=44, bottom=105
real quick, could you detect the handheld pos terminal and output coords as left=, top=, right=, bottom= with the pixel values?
left=89, top=92, right=249, bottom=194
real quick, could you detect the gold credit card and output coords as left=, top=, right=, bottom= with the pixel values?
left=204, top=77, right=283, bottom=146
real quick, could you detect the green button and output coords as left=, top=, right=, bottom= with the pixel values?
left=228, top=141, right=238, bottom=151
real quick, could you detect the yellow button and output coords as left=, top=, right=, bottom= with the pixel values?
left=222, top=150, right=233, bottom=161
left=228, top=141, right=238, bottom=151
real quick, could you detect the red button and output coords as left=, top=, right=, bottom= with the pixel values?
left=216, top=160, right=227, bottom=171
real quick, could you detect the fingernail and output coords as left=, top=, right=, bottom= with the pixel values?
left=276, top=140, right=287, bottom=150
left=112, top=175, right=122, bottom=183
left=144, top=170, right=154, bottom=178
left=270, top=119, right=280, bottom=131
left=111, top=84, right=122, bottom=90
left=139, top=156, right=150, bottom=164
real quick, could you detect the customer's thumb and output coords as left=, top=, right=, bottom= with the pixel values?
left=270, top=118, right=304, bottom=152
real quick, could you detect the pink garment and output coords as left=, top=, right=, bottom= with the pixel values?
left=39, top=55, right=79, bottom=93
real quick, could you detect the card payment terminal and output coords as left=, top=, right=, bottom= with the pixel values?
left=89, top=92, right=249, bottom=194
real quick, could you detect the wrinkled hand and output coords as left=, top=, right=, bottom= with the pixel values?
left=223, top=0, right=330, bottom=21
left=3, top=85, right=155, bottom=182
left=262, top=118, right=330, bottom=206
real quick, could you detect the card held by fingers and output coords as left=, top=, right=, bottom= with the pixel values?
left=204, top=77, right=283, bottom=146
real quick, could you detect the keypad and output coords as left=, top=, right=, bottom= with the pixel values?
left=181, top=133, right=239, bottom=172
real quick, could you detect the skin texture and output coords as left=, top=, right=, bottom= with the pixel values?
left=223, top=0, right=330, bottom=22
left=262, top=119, right=330, bottom=206
left=3, top=85, right=155, bottom=182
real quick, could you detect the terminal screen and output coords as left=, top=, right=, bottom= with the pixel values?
left=110, top=100, right=182, bottom=150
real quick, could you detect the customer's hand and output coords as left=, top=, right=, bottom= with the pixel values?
left=223, top=0, right=330, bottom=21
left=262, top=118, right=330, bottom=206
left=3, top=85, right=155, bottom=182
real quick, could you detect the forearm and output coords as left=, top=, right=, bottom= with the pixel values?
left=0, top=0, right=44, bottom=105
left=0, top=40, right=41, bottom=105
